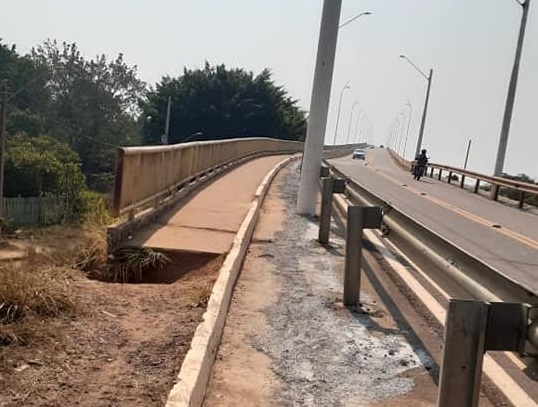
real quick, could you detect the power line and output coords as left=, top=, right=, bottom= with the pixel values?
left=7, top=69, right=51, bottom=102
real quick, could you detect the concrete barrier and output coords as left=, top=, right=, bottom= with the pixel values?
left=112, top=138, right=303, bottom=217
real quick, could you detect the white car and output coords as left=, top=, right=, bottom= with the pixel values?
left=352, top=149, right=365, bottom=160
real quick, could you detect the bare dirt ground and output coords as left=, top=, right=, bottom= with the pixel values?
left=0, top=227, right=223, bottom=407
left=203, top=163, right=439, bottom=407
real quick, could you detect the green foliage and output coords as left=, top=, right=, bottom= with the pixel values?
left=5, top=135, right=85, bottom=199
left=3, top=40, right=307, bottom=199
left=0, top=42, right=50, bottom=159
left=1, top=39, right=145, bottom=193
left=140, top=62, right=307, bottom=144
left=28, top=40, right=146, bottom=191
left=108, top=247, right=170, bottom=283
left=75, top=190, right=111, bottom=225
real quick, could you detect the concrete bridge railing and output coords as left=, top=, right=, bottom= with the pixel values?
left=111, top=137, right=304, bottom=217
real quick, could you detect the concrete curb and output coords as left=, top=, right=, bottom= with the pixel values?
left=164, top=155, right=297, bottom=407
left=387, top=148, right=412, bottom=170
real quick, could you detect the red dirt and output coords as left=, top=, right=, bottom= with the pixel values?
left=0, top=250, right=223, bottom=407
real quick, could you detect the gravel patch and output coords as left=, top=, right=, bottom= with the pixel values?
left=252, top=162, right=427, bottom=407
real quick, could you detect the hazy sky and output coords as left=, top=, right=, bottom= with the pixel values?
left=2, top=0, right=537, bottom=177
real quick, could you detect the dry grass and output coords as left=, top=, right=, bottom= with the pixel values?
left=73, top=224, right=171, bottom=284
left=0, top=264, right=74, bottom=343
left=0, top=266, right=73, bottom=323
left=191, top=281, right=214, bottom=308
left=74, top=225, right=108, bottom=277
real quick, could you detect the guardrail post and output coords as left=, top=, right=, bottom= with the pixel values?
left=318, top=176, right=346, bottom=245
left=474, top=179, right=480, bottom=194
left=448, top=171, right=453, bottom=184
left=492, top=185, right=501, bottom=201
left=438, top=301, right=537, bottom=407
left=438, top=169, right=442, bottom=181
left=319, top=177, right=335, bottom=244
left=344, top=206, right=382, bottom=306
left=437, top=299, right=488, bottom=407
left=344, top=206, right=363, bottom=305
left=460, top=175, right=466, bottom=188
left=519, top=191, right=526, bottom=208
left=430, top=167, right=434, bottom=177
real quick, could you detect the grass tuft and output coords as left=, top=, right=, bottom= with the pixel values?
left=0, top=266, right=74, bottom=326
left=74, top=225, right=108, bottom=276
left=108, top=247, right=170, bottom=283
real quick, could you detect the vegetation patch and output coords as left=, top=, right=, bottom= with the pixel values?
left=107, top=247, right=170, bottom=283
left=0, top=264, right=73, bottom=344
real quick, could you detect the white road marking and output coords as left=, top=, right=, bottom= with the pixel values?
left=362, top=228, right=536, bottom=406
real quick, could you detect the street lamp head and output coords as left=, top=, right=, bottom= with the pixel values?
left=399, top=54, right=406, bottom=59
left=364, top=11, right=372, bottom=15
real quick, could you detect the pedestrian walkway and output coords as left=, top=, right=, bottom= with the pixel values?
left=202, top=161, right=438, bottom=407
left=129, top=155, right=292, bottom=254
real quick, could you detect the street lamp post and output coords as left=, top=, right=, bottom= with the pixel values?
left=403, top=99, right=412, bottom=159
left=346, top=100, right=359, bottom=144
left=464, top=139, right=472, bottom=169
left=353, top=108, right=364, bottom=143
left=397, top=111, right=406, bottom=155
left=400, top=55, right=433, bottom=158
left=391, top=118, right=400, bottom=149
left=333, top=80, right=350, bottom=145
left=339, top=11, right=372, bottom=29
left=182, top=132, right=204, bottom=143
left=361, top=118, right=370, bottom=143
left=493, top=0, right=531, bottom=176
left=358, top=113, right=368, bottom=142
left=297, top=3, right=371, bottom=214
left=297, top=0, right=343, bottom=215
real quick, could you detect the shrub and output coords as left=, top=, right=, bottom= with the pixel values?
left=75, top=190, right=111, bottom=226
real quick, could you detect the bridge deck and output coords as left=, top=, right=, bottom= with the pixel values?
left=329, top=148, right=538, bottom=294
left=128, top=155, right=291, bottom=254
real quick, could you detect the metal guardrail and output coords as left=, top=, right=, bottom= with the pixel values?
left=323, top=159, right=538, bottom=304
left=426, top=162, right=538, bottom=208
left=320, top=166, right=538, bottom=407
left=387, top=148, right=538, bottom=209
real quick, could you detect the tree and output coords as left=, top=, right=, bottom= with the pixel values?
left=140, top=63, right=307, bottom=144
left=4, top=134, right=85, bottom=198
left=0, top=40, right=50, bottom=136
left=29, top=40, right=146, bottom=191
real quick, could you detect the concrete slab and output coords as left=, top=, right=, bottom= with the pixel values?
left=140, top=225, right=234, bottom=254
left=129, top=155, right=291, bottom=254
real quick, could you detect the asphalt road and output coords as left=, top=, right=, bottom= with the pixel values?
left=329, top=148, right=538, bottom=295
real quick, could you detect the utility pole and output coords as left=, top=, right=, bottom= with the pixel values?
left=493, top=0, right=531, bottom=176
left=0, top=82, right=8, bottom=228
left=297, top=0, right=342, bottom=215
left=162, top=96, right=172, bottom=145
left=416, top=68, right=433, bottom=157
left=464, top=139, right=472, bottom=169
left=404, top=100, right=412, bottom=159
